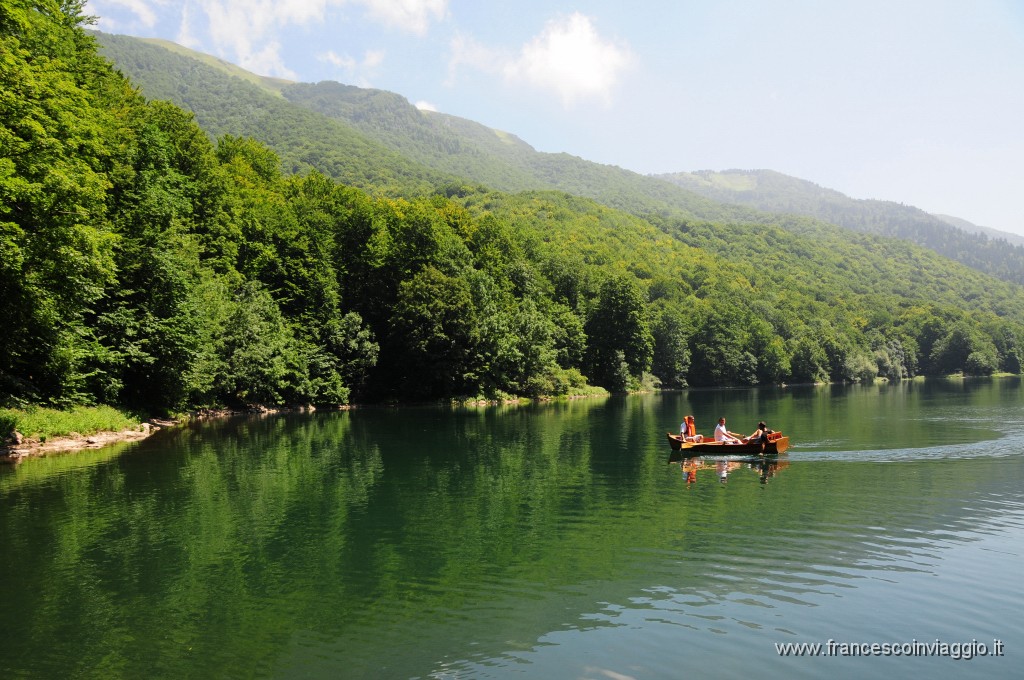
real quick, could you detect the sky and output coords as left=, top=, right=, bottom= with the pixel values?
left=85, top=0, right=1024, bottom=236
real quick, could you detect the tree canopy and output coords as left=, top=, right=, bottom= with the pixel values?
left=2, top=4, right=1023, bottom=415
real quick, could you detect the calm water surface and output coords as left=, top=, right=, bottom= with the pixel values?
left=1, top=379, right=1022, bottom=679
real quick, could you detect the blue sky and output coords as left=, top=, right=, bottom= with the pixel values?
left=86, top=0, right=1024, bottom=236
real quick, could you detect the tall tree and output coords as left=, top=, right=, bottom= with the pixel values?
left=584, top=275, right=653, bottom=390
left=0, top=0, right=121, bottom=404
left=386, top=266, right=479, bottom=399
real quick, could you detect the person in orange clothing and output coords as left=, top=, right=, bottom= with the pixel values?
left=681, top=415, right=704, bottom=442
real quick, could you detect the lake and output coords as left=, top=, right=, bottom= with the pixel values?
left=1, top=378, right=1022, bottom=679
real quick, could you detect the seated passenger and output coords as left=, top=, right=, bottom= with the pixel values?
left=681, top=415, right=704, bottom=443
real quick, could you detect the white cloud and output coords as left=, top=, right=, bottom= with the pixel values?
left=192, top=0, right=309, bottom=76
left=362, top=49, right=385, bottom=68
left=180, top=0, right=446, bottom=79
left=317, top=48, right=385, bottom=85
left=359, top=0, right=447, bottom=35
left=320, top=50, right=357, bottom=70
left=503, top=12, right=633, bottom=108
left=87, top=0, right=160, bottom=30
left=446, top=31, right=504, bottom=85
left=415, top=100, right=437, bottom=111
left=447, top=13, right=634, bottom=108
left=243, top=41, right=298, bottom=80
left=176, top=2, right=199, bottom=49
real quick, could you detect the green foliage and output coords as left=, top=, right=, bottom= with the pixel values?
left=651, top=308, right=691, bottom=389
left=660, top=169, right=1024, bottom=286
left=789, top=336, right=830, bottom=384
left=95, top=32, right=451, bottom=197
left=0, top=411, right=15, bottom=438
left=217, top=282, right=308, bottom=405
left=2, top=9, right=1023, bottom=420
left=0, top=404, right=139, bottom=439
left=387, top=266, right=478, bottom=398
left=310, top=312, right=378, bottom=402
left=584, top=275, right=654, bottom=390
left=687, top=307, right=755, bottom=387
left=1, top=0, right=121, bottom=405
left=845, top=353, right=879, bottom=383
left=871, top=337, right=912, bottom=381
left=930, top=323, right=1000, bottom=376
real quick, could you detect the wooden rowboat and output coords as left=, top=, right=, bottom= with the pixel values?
left=666, top=431, right=789, bottom=455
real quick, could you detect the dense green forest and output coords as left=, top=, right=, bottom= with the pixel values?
left=2, top=2, right=1023, bottom=416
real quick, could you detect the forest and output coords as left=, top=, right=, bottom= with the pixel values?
left=658, top=169, right=1024, bottom=285
left=2, top=1, right=1023, bottom=417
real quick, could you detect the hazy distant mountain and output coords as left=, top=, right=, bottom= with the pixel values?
left=931, top=213, right=1024, bottom=248
left=656, top=170, right=1024, bottom=284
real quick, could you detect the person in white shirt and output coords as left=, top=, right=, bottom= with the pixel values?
left=714, top=417, right=742, bottom=444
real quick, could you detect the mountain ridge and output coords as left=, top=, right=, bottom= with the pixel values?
left=94, top=32, right=792, bottom=224
left=931, top=212, right=1024, bottom=247
left=656, top=169, right=1024, bottom=284
left=96, top=30, right=1024, bottom=286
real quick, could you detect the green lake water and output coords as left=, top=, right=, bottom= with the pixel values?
left=2, top=378, right=1022, bottom=679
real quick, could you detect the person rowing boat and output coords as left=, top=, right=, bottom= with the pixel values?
left=714, top=417, right=744, bottom=444
left=745, top=421, right=774, bottom=452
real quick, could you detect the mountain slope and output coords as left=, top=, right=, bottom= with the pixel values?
left=96, top=32, right=455, bottom=196
left=932, top=213, right=1024, bottom=248
left=96, top=33, right=1024, bottom=289
left=6, top=9, right=1024, bottom=416
left=275, top=80, right=771, bottom=224
left=95, top=32, right=773, bottom=225
left=657, top=169, right=1024, bottom=284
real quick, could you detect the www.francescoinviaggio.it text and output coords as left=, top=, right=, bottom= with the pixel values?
left=775, top=638, right=1004, bottom=660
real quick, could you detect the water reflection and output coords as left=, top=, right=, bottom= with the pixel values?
left=670, top=452, right=791, bottom=485
left=658, top=378, right=1019, bottom=457
left=1, top=380, right=1022, bottom=679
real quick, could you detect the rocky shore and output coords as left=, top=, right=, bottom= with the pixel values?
left=0, top=404, right=341, bottom=464
left=0, top=419, right=177, bottom=464
left=0, top=398, right=574, bottom=464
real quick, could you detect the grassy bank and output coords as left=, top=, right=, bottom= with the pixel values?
left=1, top=405, right=142, bottom=442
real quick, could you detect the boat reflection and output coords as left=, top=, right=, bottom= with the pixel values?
left=670, top=452, right=790, bottom=485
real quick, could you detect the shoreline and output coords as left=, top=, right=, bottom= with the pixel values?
left=0, top=403, right=360, bottom=464
left=0, top=405, right=329, bottom=464
left=0, top=421, right=170, bottom=464
left=0, top=395, right=593, bottom=464
left=2, top=375, right=1010, bottom=465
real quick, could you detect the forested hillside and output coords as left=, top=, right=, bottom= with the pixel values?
left=932, top=212, right=1024, bottom=248
left=95, top=33, right=455, bottom=197
left=95, top=33, right=754, bottom=223
left=658, top=170, right=1024, bottom=285
left=450, top=190, right=1024, bottom=387
left=97, top=33, right=1024, bottom=289
left=2, top=3, right=1022, bottom=417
